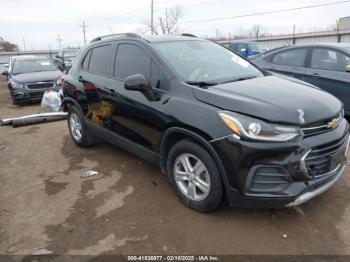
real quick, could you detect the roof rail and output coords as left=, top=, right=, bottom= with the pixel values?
left=90, top=33, right=141, bottom=43
left=181, top=33, right=197, bottom=38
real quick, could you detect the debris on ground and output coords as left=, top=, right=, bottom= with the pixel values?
left=151, top=180, right=157, bottom=186
left=41, top=90, right=62, bottom=112
left=81, top=170, right=98, bottom=178
left=32, top=248, right=54, bottom=255
left=0, top=112, right=67, bottom=127
left=282, top=234, right=288, bottom=239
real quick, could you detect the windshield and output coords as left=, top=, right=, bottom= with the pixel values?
left=153, top=40, right=263, bottom=82
left=63, top=51, right=78, bottom=58
left=247, top=43, right=269, bottom=53
left=13, top=59, right=57, bottom=75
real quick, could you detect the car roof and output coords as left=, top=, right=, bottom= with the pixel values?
left=229, top=41, right=261, bottom=44
left=91, top=34, right=205, bottom=45
left=11, top=55, right=36, bottom=60
left=14, top=56, right=49, bottom=62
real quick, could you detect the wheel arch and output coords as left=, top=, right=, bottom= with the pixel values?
left=159, top=127, right=231, bottom=195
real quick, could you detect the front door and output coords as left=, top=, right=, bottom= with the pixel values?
left=106, top=42, right=170, bottom=152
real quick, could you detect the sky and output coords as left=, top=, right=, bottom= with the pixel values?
left=0, top=0, right=349, bottom=50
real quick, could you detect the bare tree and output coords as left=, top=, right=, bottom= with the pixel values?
left=251, top=24, right=261, bottom=39
left=142, top=6, right=184, bottom=35
left=158, top=6, right=184, bottom=34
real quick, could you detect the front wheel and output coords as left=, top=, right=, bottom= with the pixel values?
left=167, top=140, right=223, bottom=212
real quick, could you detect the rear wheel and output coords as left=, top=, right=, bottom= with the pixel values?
left=167, top=140, right=223, bottom=212
left=68, top=105, right=94, bottom=147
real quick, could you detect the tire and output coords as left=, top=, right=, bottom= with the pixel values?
left=10, top=92, right=19, bottom=105
left=167, top=139, right=223, bottom=212
left=68, top=105, right=95, bottom=147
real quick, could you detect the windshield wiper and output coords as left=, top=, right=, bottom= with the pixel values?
left=186, top=81, right=218, bottom=88
left=219, top=75, right=258, bottom=84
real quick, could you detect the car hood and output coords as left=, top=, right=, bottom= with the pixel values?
left=12, top=71, right=61, bottom=83
left=193, top=75, right=342, bottom=125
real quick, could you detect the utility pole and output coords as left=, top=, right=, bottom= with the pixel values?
left=22, top=37, right=26, bottom=51
left=292, top=24, right=296, bottom=44
left=79, top=21, right=88, bottom=46
left=56, top=33, right=62, bottom=49
left=215, top=29, right=219, bottom=40
left=151, top=0, right=154, bottom=35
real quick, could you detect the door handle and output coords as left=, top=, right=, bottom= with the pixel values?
left=312, top=73, right=319, bottom=76
left=109, top=88, right=116, bottom=93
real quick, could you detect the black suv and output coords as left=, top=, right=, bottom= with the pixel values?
left=62, top=33, right=349, bottom=212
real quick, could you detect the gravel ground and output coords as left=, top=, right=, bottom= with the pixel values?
left=1, top=76, right=350, bottom=257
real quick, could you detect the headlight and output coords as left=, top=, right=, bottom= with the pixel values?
left=219, top=111, right=301, bottom=142
left=10, top=80, right=24, bottom=88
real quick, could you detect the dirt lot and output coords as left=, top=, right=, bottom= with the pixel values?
left=1, top=76, right=350, bottom=257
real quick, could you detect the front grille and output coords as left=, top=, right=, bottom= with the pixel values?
left=305, top=135, right=349, bottom=178
left=301, top=113, right=342, bottom=137
left=27, top=81, right=54, bottom=89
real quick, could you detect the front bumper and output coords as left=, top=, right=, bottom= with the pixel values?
left=11, top=85, right=61, bottom=103
left=211, top=119, right=349, bottom=208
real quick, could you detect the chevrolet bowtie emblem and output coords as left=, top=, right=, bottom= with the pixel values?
left=328, top=118, right=340, bottom=129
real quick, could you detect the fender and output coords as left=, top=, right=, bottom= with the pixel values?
left=159, top=127, right=232, bottom=195
left=61, top=97, right=82, bottom=112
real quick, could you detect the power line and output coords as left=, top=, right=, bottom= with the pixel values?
left=180, top=0, right=350, bottom=24
left=79, top=21, right=88, bottom=46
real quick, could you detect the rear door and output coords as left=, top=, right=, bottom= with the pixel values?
left=264, top=47, right=308, bottom=79
left=304, top=47, right=350, bottom=113
left=79, top=43, right=115, bottom=126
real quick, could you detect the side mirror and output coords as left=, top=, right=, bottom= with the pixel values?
left=346, top=65, right=350, bottom=73
left=1, top=70, right=8, bottom=76
left=55, top=55, right=61, bottom=59
left=124, top=74, right=155, bottom=101
left=125, top=74, right=152, bottom=92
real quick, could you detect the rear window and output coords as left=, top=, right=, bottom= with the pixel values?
left=88, top=45, right=112, bottom=75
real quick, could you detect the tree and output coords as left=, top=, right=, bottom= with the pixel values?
left=142, top=6, right=184, bottom=35
left=0, top=38, right=18, bottom=51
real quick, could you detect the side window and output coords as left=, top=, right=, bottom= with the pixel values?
left=82, top=50, right=92, bottom=71
left=88, top=44, right=112, bottom=75
left=272, top=48, right=307, bottom=67
left=114, top=44, right=151, bottom=80
left=311, top=48, right=349, bottom=71
left=237, top=43, right=246, bottom=51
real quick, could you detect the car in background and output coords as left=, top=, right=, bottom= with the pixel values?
left=228, top=41, right=269, bottom=58
left=253, top=43, right=350, bottom=115
left=53, top=48, right=80, bottom=71
left=2, top=56, right=62, bottom=105
left=0, top=56, right=10, bottom=76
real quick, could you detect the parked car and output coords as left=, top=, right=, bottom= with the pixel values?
left=62, top=33, right=348, bottom=212
left=253, top=43, right=350, bottom=115
left=53, top=48, right=80, bottom=71
left=2, top=56, right=62, bottom=105
left=228, top=41, right=269, bottom=58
